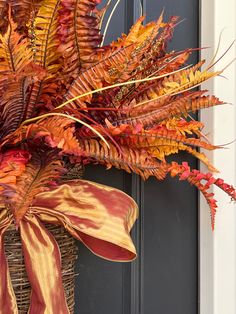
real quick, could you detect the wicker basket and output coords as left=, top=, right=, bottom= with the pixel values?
left=4, top=223, right=78, bottom=314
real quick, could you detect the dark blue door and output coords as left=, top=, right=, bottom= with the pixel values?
left=75, top=1, right=199, bottom=313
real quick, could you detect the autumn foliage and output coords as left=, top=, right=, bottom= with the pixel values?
left=0, top=0, right=235, bottom=230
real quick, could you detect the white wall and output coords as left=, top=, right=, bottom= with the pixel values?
left=200, top=1, right=236, bottom=313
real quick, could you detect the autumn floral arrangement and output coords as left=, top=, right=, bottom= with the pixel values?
left=0, top=0, right=235, bottom=313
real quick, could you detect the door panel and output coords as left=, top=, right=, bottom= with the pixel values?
left=143, top=177, right=198, bottom=314
left=74, top=1, right=199, bottom=313
left=143, top=2, right=199, bottom=314
left=74, top=167, right=130, bottom=314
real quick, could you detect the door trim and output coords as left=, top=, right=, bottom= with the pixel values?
left=200, top=1, right=236, bottom=314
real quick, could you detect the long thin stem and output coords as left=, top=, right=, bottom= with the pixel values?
left=101, top=0, right=121, bottom=47
left=139, top=0, right=143, bottom=17
left=21, top=113, right=110, bottom=148
left=206, top=28, right=226, bottom=70
left=55, top=64, right=192, bottom=110
left=207, top=40, right=236, bottom=71
left=99, top=0, right=112, bottom=29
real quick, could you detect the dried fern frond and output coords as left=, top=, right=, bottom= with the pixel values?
left=116, top=94, right=224, bottom=127
left=79, top=138, right=168, bottom=180
left=0, top=16, right=32, bottom=74
left=0, top=78, right=30, bottom=137
left=0, top=5, right=235, bottom=232
left=0, top=149, right=30, bottom=191
left=169, top=162, right=236, bottom=229
left=58, top=0, right=104, bottom=76
left=24, top=0, right=63, bottom=118
left=3, top=150, right=64, bottom=224
left=23, top=117, right=82, bottom=155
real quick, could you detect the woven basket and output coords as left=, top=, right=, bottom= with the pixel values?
left=4, top=223, right=78, bottom=314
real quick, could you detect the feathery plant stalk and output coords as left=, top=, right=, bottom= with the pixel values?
left=0, top=1, right=236, bottom=312
left=0, top=0, right=235, bottom=240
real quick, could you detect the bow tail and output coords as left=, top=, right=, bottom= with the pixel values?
left=0, top=225, right=18, bottom=314
left=20, top=215, right=69, bottom=314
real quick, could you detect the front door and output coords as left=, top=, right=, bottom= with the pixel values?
left=75, top=1, right=199, bottom=313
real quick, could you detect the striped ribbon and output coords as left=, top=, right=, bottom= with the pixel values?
left=0, top=180, right=138, bottom=313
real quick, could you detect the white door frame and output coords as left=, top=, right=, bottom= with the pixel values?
left=200, top=1, right=236, bottom=314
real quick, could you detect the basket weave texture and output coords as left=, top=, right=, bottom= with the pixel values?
left=4, top=223, right=78, bottom=314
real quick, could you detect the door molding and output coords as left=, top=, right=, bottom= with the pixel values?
left=200, top=1, right=236, bottom=314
